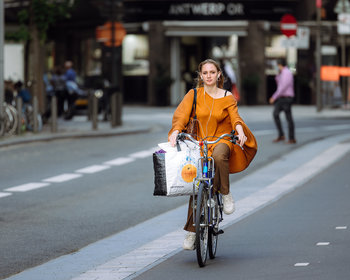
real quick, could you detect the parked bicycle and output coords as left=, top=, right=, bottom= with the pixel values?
left=0, top=102, right=18, bottom=136
left=177, top=131, right=243, bottom=267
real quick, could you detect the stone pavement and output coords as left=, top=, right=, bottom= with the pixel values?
left=0, top=105, right=349, bottom=149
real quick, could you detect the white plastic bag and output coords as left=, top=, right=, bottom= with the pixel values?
left=153, top=141, right=200, bottom=196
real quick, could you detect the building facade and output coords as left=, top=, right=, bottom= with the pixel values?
left=4, top=0, right=345, bottom=107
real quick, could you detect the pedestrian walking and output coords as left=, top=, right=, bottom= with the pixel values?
left=168, top=58, right=257, bottom=250
left=269, top=58, right=296, bottom=144
left=64, top=60, right=78, bottom=120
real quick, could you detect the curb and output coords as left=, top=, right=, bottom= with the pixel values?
left=0, top=126, right=151, bottom=148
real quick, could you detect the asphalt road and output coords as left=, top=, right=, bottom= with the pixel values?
left=0, top=109, right=350, bottom=279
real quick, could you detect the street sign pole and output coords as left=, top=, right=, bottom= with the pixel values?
left=341, top=0, right=347, bottom=106
left=316, top=0, right=322, bottom=112
left=0, top=0, right=4, bottom=121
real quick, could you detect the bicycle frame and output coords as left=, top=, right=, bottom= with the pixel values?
left=192, top=155, right=216, bottom=228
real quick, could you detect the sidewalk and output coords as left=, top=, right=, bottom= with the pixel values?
left=0, top=105, right=349, bottom=148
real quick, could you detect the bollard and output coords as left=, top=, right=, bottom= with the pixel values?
left=92, top=94, right=98, bottom=130
left=110, top=92, right=122, bottom=127
left=33, top=96, right=39, bottom=133
left=16, top=97, right=23, bottom=135
left=51, top=95, right=57, bottom=133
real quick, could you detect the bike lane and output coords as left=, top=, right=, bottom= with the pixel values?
left=134, top=140, right=350, bottom=280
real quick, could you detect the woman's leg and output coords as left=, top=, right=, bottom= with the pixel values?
left=212, top=143, right=230, bottom=195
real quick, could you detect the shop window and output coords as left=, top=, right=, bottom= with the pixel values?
left=122, top=35, right=149, bottom=76
left=265, top=35, right=297, bottom=75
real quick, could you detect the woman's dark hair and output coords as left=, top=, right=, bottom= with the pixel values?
left=195, top=58, right=224, bottom=88
left=277, top=58, right=287, bottom=67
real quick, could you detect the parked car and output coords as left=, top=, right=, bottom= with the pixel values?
left=75, top=75, right=111, bottom=120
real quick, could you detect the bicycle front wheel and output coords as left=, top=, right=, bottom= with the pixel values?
left=208, top=192, right=220, bottom=259
left=195, top=182, right=209, bottom=267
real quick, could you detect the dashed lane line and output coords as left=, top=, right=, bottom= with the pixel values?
left=294, top=263, right=310, bottom=267
left=75, top=165, right=111, bottom=174
left=5, top=182, right=51, bottom=192
left=335, top=226, right=347, bottom=230
left=316, top=242, right=330, bottom=246
left=42, top=173, right=82, bottom=183
left=129, top=148, right=157, bottom=159
left=0, top=150, right=153, bottom=197
left=104, top=157, right=135, bottom=166
left=0, top=192, right=12, bottom=198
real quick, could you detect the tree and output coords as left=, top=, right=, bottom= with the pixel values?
left=6, top=0, right=77, bottom=113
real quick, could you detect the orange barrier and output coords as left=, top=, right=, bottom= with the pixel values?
left=321, top=66, right=350, bottom=81
left=338, top=67, right=350, bottom=76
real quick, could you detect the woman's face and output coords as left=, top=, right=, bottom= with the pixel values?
left=201, top=63, right=220, bottom=87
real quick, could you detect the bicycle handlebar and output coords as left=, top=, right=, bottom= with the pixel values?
left=177, top=131, right=244, bottom=150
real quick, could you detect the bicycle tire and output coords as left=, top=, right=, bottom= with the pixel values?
left=0, top=114, right=4, bottom=136
left=208, top=192, right=220, bottom=259
left=195, top=182, right=209, bottom=267
left=5, top=104, right=18, bottom=135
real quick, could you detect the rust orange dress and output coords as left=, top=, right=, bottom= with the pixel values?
left=169, top=87, right=257, bottom=174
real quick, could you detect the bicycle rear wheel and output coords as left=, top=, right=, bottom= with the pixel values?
left=208, top=192, right=220, bottom=259
left=5, top=104, right=18, bottom=135
left=195, top=182, right=209, bottom=267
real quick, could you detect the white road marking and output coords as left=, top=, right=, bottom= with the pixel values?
left=294, top=263, right=310, bottom=267
left=335, top=226, right=347, bottom=230
left=75, top=165, right=110, bottom=174
left=5, top=182, right=50, bottom=192
left=104, top=157, right=135, bottom=166
left=129, top=149, right=155, bottom=158
left=316, top=242, right=330, bottom=246
left=0, top=192, right=12, bottom=198
left=42, top=173, right=82, bottom=183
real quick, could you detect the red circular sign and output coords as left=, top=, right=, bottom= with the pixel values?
left=280, top=14, right=297, bottom=37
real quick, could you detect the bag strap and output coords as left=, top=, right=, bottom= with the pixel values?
left=191, top=88, right=197, bottom=118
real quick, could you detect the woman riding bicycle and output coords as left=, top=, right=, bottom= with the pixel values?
left=168, top=59, right=257, bottom=250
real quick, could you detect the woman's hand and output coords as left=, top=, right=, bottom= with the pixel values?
left=236, top=133, right=247, bottom=146
left=169, top=130, right=179, bottom=147
left=235, top=124, right=247, bottom=146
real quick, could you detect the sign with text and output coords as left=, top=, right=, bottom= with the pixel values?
left=338, top=13, right=350, bottom=34
left=280, top=27, right=309, bottom=49
left=123, top=0, right=298, bottom=22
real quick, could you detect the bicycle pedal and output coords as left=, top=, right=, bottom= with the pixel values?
left=213, top=229, right=224, bottom=236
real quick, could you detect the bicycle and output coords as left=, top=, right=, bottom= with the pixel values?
left=177, top=131, right=243, bottom=267
left=0, top=102, right=18, bottom=136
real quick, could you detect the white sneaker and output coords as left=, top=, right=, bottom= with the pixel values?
left=222, top=192, right=235, bottom=215
left=183, top=232, right=196, bottom=250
